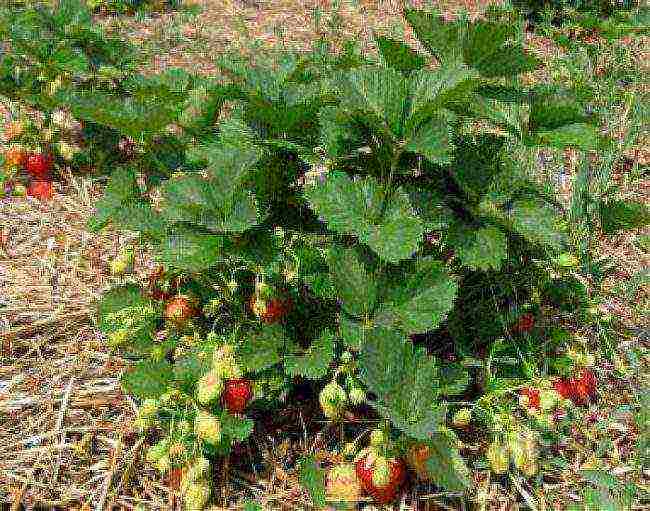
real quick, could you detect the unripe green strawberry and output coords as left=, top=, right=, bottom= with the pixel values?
left=156, top=455, right=172, bottom=474
left=185, top=457, right=210, bottom=483
left=177, top=420, right=192, bottom=436
left=12, top=183, right=26, bottom=197
left=538, top=389, right=558, bottom=411
left=342, top=442, right=357, bottom=458
left=107, top=328, right=129, bottom=348
left=133, top=417, right=153, bottom=432
left=212, top=344, right=242, bottom=379
left=371, top=456, right=391, bottom=487
left=452, top=408, right=472, bottom=428
left=168, top=441, right=187, bottom=460
left=138, top=398, right=159, bottom=418
left=348, top=386, right=366, bottom=406
left=146, top=438, right=170, bottom=464
left=109, top=248, right=134, bottom=276
left=196, top=371, right=224, bottom=405
left=194, top=411, right=222, bottom=445
left=486, top=439, right=509, bottom=474
left=319, top=381, right=347, bottom=420
left=183, top=480, right=211, bottom=511
left=369, top=429, right=387, bottom=448
left=160, top=389, right=183, bottom=407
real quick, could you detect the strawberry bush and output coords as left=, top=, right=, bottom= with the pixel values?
left=4, top=1, right=648, bottom=508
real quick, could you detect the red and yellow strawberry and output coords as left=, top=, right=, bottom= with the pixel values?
left=355, top=452, right=406, bottom=504
left=519, top=387, right=541, bottom=411
left=249, top=294, right=292, bottom=324
left=164, top=295, right=197, bottom=328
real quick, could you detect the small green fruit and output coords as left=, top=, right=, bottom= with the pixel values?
left=194, top=411, right=222, bottom=445
left=452, top=408, right=472, bottom=427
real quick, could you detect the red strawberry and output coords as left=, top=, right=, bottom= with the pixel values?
left=520, top=387, right=541, bottom=410
left=578, top=368, right=596, bottom=395
left=25, top=152, right=53, bottom=178
left=26, top=179, right=54, bottom=201
left=163, top=295, right=196, bottom=327
left=553, top=378, right=572, bottom=400
left=222, top=378, right=253, bottom=413
left=514, top=313, right=535, bottom=333
left=355, top=455, right=406, bottom=504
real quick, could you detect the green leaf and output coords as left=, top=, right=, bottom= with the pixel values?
left=160, top=175, right=259, bottom=233
left=220, top=412, right=254, bottom=442
left=121, top=359, right=173, bottom=399
left=338, top=316, right=370, bottom=350
left=403, top=9, right=465, bottom=63
left=600, top=200, right=650, bottom=235
left=528, top=123, right=600, bottom=151
left=580, top=469, right=619, bottom=491
left=187, top=116, right=263, bottom=187
left=155, top=229, right=228, bottom=272
left=375, top=258, right=458, bottom=335
left=306, top=172, right=424, bottom=263
left=284, top=330, right=335, bottom=380
left=491, top=198, right=566, bottom=251
left=317, top=105, right=365, bottom=158
left=237, top=325, right=285, bottom=372
left=360, top=326, right=445, bottom=439
left=530, top=89, right=589, bottom=131
left=405, top=110, right=455, bottom=165
left=88, top=166, right=140, bottom=232
left=406, top=65, right=478, bottom=133
left=447, top=223, right=507, bottom=271
left=439, top=363, right=470, bottom=396
left=328, top=65, right=408, bottom=139
left=242, top=502, right=263, bottom=511
left=374, top=34, right=427, bottom=74
left=327, top=246, right=377, bottom=317
left=419, top=429, right=470, bottom=491
left=173, top=345, right=213, bottom=389
left=463, top=21, right=541, bottom=78
left=298, top=456, right=326, bottom=509
left=96, top=284, right=150, bottom=333
left=407, top=187, right=454, bottom=231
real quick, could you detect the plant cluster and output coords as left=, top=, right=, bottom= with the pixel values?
left=86, top=0, right=183, bottom=15
left=3, top=0, right=648, bottom=508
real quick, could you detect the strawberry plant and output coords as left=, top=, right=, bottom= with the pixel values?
left=86, top=4, right=647, bottom=508
left=86, top=0, right=183, bottom=15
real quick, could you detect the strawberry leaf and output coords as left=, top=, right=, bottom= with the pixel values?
left=284, top=330, right=335, bottom=380
left=374, top=34, right=428, bottom=74
left=447, top=223, right=508, bottom=271
left=360, top=326, right=445, bottom=439
left=305, top=172, right=424, bottom=263
left=374, top=258, right=458, bottom=335
left=237, top=325, right=285, bottom=373
left=298, top=456, right=327, bottom=509
left=121, top=359, right=173, bottom=399
left=327, top=246, right=378, bottom=317
left=420, top=429, right=470, bottom=491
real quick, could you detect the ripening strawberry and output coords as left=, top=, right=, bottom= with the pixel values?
left=25, top=152, right=53, bottom=178
left=164, top=295, right=196, bottom=327
left=196, top=371, right=224, bottom=405
left=249, top=294, right=292, bottom=324
left=3, top=145, right=27, bottom=168
left=2, top=121, right=24, bottom=142
left=27, top=179, right=54, bottom=201
left=222, top=378, right=253, bottom=413
left=355, top=454, right=406, bottom=504
left=519, top=387, right=541, bottom=411
left=326, top=463, right=362, bottom=507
